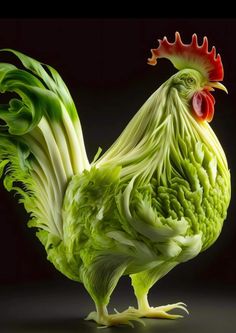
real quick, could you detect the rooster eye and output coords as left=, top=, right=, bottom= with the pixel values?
left=186, top=77, right=195, bottom=85
left=177, top=73, right=197, bottom=87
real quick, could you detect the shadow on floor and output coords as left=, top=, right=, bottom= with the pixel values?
left=1, top=316, right=181, bottom=333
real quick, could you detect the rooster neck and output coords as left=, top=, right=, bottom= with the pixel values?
left=95, top=82, right=175, bottom=185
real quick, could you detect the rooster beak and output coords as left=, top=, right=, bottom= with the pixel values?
left=206, top=82, right=228, bottom=94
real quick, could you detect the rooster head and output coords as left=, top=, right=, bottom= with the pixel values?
left=148, top=32, right=227, bottom=122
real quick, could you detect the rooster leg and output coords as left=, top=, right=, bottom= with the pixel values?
left=82, top=255, right=144, bottom=327
left=127, top=263, right=188, bottom=319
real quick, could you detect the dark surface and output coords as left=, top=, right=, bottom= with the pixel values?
left=0, top=280, right=235, bottom=333
left=0, top=18, right=236, bottom=332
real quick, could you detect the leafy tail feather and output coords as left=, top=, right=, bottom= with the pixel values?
left=0, top=50, right=90, bottom=242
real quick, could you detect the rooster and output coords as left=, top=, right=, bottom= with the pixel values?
left=0, top=33, right=231, bottom=327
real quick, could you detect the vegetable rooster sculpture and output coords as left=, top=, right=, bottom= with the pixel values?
left=0, top=32, right=231, bottom=327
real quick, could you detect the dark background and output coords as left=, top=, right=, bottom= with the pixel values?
left=0, top=19, right=235, bottom=332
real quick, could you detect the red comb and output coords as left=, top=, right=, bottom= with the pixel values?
left=148, top=32, right=224, bottom=81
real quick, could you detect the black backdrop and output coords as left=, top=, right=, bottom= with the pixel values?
left=0, top=19, right=235, bottom=293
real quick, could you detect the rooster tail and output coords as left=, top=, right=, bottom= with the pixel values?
left=0, top=50, right=90, bottom=241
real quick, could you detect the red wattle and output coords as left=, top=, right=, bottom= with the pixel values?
left=192, top=90, right=215, bottom=122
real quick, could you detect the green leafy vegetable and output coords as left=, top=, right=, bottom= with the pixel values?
left=0, top=34, right=231, bottom=328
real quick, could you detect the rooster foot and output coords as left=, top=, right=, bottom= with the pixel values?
left=85, top=308, right=145, bottom=328
left=123, top=302, right=188, bottom=319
